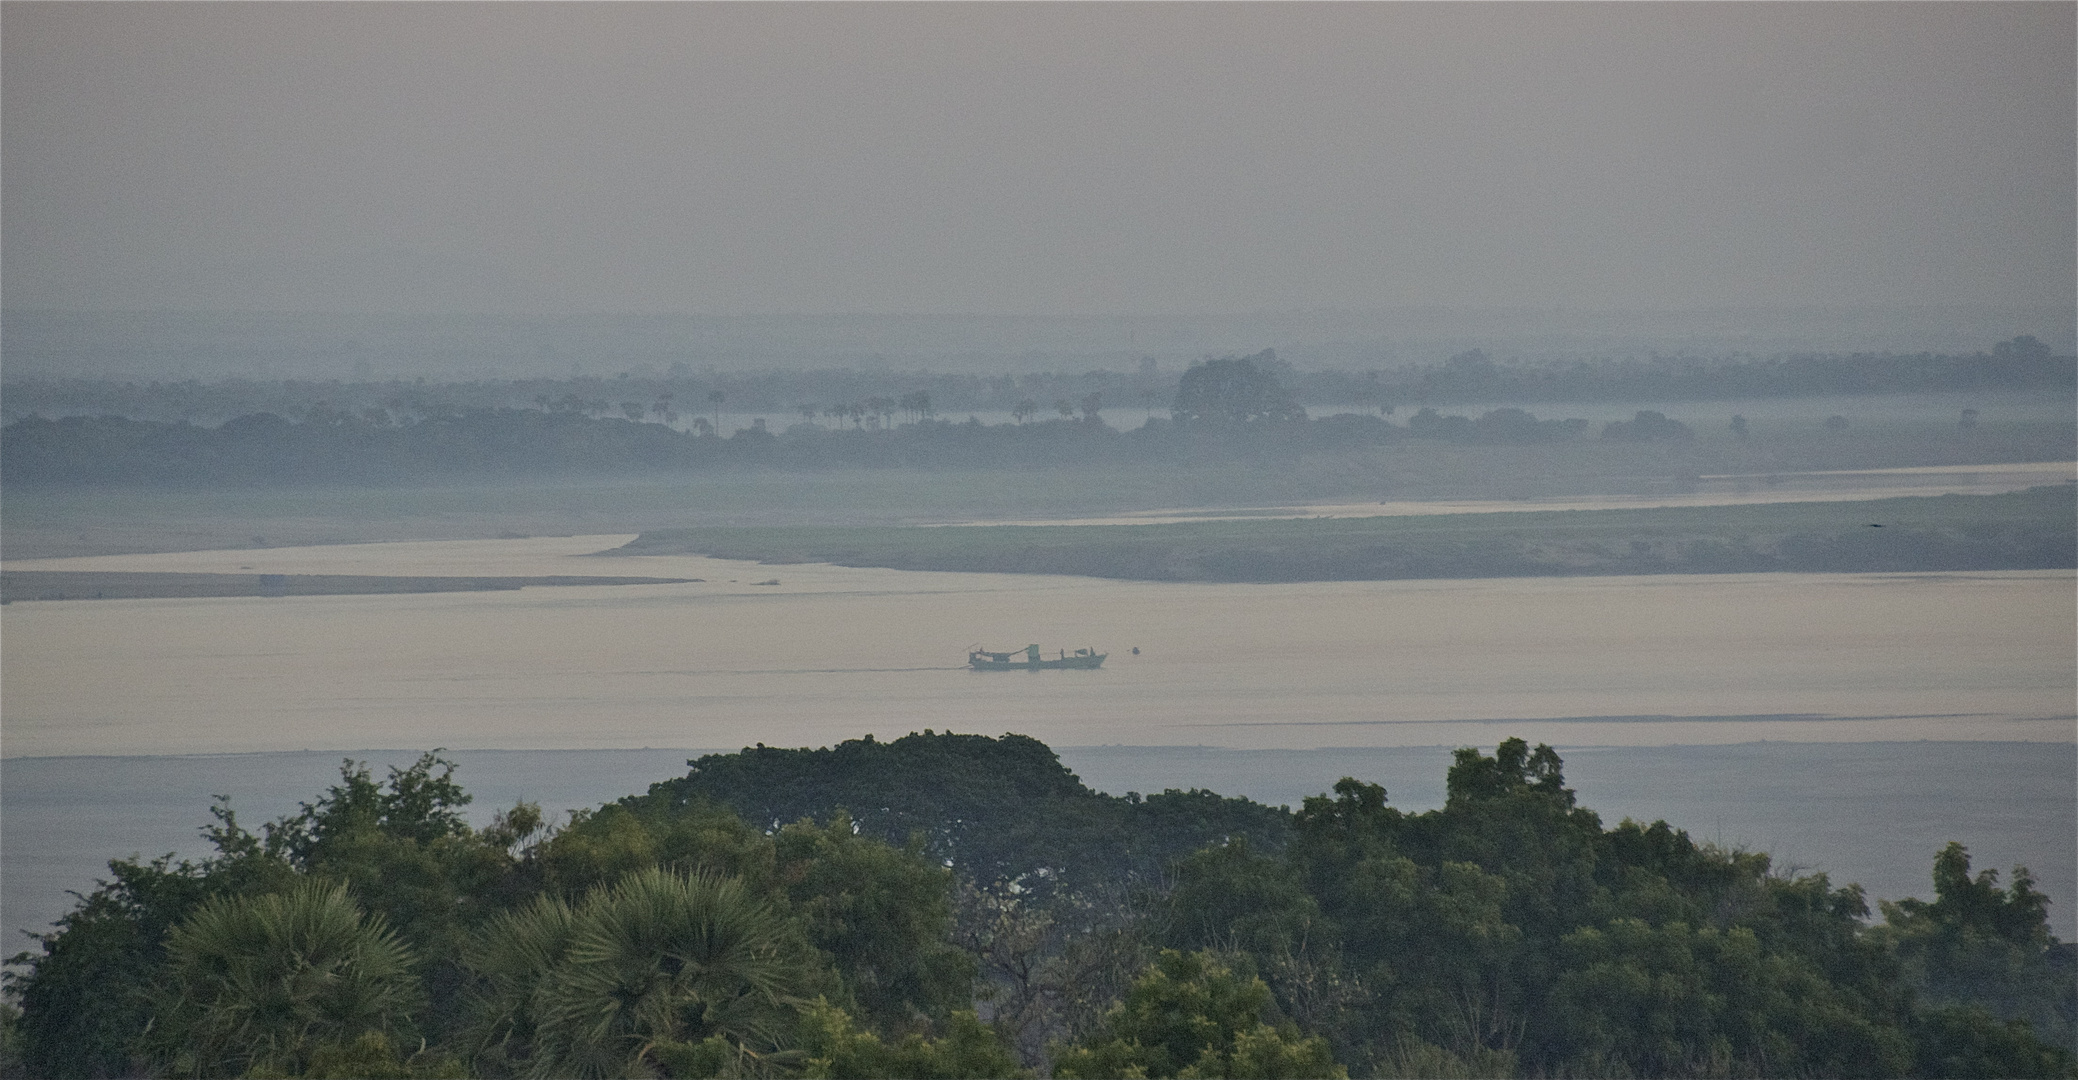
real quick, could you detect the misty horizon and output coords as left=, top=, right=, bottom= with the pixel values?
left=4, top=304, right=2072, bottom=383
left=5, top=3, right=2072, bottom=323
left=3, top=5, right=2074, bottom=1075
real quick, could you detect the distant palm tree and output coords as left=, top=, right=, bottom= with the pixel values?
left=709, top=390, right=726, bottom=435
left=1013, top=399, right=1037, bottom=424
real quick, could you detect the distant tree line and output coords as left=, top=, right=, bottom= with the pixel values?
left=4, top=733, right=2070, bottom=1078
left=4, top=338, right=2068, bottom=429
left=1329, top=337, right=2072, bottom=409
left=9, top=353, right=1903, bottom=487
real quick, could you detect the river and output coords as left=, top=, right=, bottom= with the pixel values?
left=2, top=537, right=2072, bottom=947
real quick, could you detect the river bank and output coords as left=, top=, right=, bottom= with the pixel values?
left=619, top=485, right=2076, bottom=582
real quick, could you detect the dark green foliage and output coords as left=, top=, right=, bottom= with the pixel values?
left=1548, top=917, right=1915, bottom=1078
left=1878, top=842, right=2078, bottom=1053
left=794, top=999, right=1028, bottom=1079
left=4, top=804, right=298, bottom=1079
left=475, top=867, right=820, bottom=1078
left=536, top=795, right=775, bottom=899
left=150, top=882, right=422, bottom=1078
left=6, top=857, right=219, bottom=1079
left=1163, top=738, right=2071, bottom=1078
left=7, top=734, right=2072, bottom=1078
left=1162, top=840, right=1322, bottom=960
left=772, top=816, right=977, bottom=1030
left=649, top=731, right=1291, bottom=894
left=244, top=755, right=547, bottom=1046
left=1913, top=1005, right=2078, bottom=1080
left=533, top=796, right=979, bottom=1033
left=1051, top=950, right=1344, bottom=1079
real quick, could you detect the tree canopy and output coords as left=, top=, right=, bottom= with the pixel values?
left=1169, top=351, right=1308, bottom=426
left=4, top=738, right=2071, bottom=1079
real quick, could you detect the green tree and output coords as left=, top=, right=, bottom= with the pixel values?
left=794, top=998, right=1027, bottom=1079
left=774, top=815, right=977, bottom=1029
left=1910, top=1004, right=2078, bottom=1080
left=5, top=802, right=297, bottom=1079
left=150, top=881, right=422, bottom=1078
left=460, top=894, right=585, bottom=1076
left=1877, top=842, right=2076, bottom=1052
left=1051, top=950, right=1344, bottom=1079
left=1548, top=916, right=1915, bottom=1078
left=516, top=867, right=820, bottom=1078
left=253, top=754, right=542, bottom=1043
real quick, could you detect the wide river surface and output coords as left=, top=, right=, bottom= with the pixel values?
left=3, top=536, right=2071, bottom=755
left=3, top=537, right=2073, bottom=944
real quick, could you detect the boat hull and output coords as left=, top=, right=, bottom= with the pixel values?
left=969, top=653, right=1106, bottom=671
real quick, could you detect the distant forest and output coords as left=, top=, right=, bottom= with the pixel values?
left=6, top=733, right=2071, bottom=1079
left=4, top=338, right=2069, bottom=427
left=5, top=345, right=2071, bottom=487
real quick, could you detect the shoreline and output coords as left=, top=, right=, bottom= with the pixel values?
left=0, top=569, right=697, bottom=603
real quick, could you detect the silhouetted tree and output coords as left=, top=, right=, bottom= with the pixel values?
left=1171, top=351, right=1306, bottom=425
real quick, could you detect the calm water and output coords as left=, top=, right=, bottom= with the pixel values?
left=2, top=537, right=2070, bottom=756
left=3, top=537, right=2072, bottom=948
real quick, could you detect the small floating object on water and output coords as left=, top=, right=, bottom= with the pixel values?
left=752, top=579, right=781, bottom=585
left=968, top=643, right=1107, bottom=670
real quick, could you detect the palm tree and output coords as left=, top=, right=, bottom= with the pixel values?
left=491, top=867, right=814, bottom=1079
left=899, top=390, right=934, bottom=424
left=464, top=894, right=583, bottom=1075
left=708, top=390, right=726, bottom=435
left=154, top=881, right=420, bottom=1078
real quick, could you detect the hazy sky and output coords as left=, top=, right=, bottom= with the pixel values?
left=4, top=2, right=2072, bottom=316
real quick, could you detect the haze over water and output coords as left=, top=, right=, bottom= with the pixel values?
left=4, top=536, right=2070, bottom=758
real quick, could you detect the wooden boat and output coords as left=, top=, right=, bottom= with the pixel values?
left=969, top=644, right=1106, bottom=670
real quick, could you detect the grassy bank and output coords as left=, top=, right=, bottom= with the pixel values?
left=618, top=485, right=2077, bottom=582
